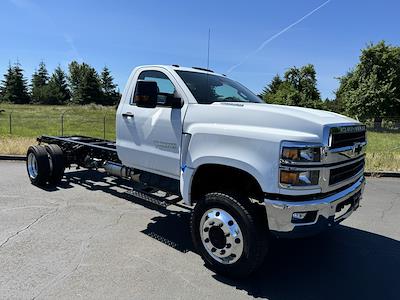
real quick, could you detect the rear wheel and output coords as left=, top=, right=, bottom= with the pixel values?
left=191, top=192, right=268, bottom=278
left=26, top=145, right=50, bottom=186
left=45, top=144, right=65, bottom=184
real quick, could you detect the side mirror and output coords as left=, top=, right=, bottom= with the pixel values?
left=134, top=80, right=158, bottom=108
left=166, top=95, right=183, bottom=109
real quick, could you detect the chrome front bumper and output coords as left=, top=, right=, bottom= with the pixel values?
left=264, top=176, right=365, bottom=237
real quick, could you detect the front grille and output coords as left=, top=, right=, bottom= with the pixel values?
left=329, top=159, right=365, bottom=185
left=330, top=126, right=366, bottom=148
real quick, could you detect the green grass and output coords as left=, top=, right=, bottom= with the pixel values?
left=365, top=131, right=400, bottom=171
left=0, top=104, right=399, bottom=171
left=0, top=103, right=116, bottom=139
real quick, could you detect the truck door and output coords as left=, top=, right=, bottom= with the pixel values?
left=117, top=69, right=186, bottom=179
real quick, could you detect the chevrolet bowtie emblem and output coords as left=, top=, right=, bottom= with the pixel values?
left=352, top=142, right=363, bottom=156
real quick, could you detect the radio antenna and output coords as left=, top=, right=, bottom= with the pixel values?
left=207, top=28, right=211, bottom=69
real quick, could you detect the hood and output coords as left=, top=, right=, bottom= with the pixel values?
left=239, top=103, right=356, bottom=125
left=184, top=102, right=359, bottom=143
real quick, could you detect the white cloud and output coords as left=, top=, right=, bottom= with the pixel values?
left=226, top=0, right=331, bottom=74
left=64, top=34, right=83, bottom=62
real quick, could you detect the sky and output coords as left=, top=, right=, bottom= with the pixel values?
left=0, top=0, right=399, bottom=99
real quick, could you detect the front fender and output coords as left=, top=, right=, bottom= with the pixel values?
left=179, top=130, right=281, bottom=205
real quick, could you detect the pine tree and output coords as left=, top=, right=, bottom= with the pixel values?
left=47, top=66, right=70, bottom=104
left=0, top=62, right=30, bottom=104
left=100, top=66, right=119, bottom=105
left=68, top=61, right=102, bottom=104
left=31, top=61, right=49, bottom=103
left=68, top=61, right=83, bottom=103
left=81, top=65, right=102, bottom=104
left=12, top=62, right=30, bottom=104
left=0, top=64, right=13, bottom=102
left=268, top=74, right=283, bottom=94
left=261, top=74, right=283, bottom=101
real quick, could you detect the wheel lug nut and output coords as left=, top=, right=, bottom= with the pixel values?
left=235, top=238, right=241, bottom=244
left=209, top=221, right=215, bottom=226
left=204, top=238, right=210, bottom=243
left=204, top=227, right=209, bottom=232
left=218, top=223, right=223, bottom=227
left=215, top=212, right=220, bottom=216
left=220, top=249, right=226, bottom=255
left=226, top=243, right=231, bottom=248
left=228, top=220, right=234, bottom=226
left=211, top=247, right=216, bottom=252
left=225, top=233, right=230, bottom=237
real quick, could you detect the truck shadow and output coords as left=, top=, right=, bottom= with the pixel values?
left=63, top=169, right=194, bottom=253
left=62, top=169, right=399, bottom=300
left=214, top=227, right=400, bottom=300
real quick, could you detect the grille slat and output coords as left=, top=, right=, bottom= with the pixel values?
left=328, top=125, right=366, bottom=185
left=329, top=159, right=365, bottom=185
left=331, top=131, right=366, bottom=148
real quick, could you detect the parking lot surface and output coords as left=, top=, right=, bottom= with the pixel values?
left=0, top=161, right=399, bottom=299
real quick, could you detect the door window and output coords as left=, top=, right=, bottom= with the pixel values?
left=132, top=70, right=176, bottom=105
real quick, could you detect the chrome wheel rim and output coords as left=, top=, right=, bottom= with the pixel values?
left=27, top=152, right=38, bottom=179
left=200, top=208, right=244, bottom=264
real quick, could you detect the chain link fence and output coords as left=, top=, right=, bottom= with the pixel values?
left=359, top=117, right=400, bottom=171
left=0, top=108, right=399, bottom=170
left=363, top=117, right=400, bottom=132
left=0, top=111, right=116, bottom=140
left=1, top=110, right=399, bottom=139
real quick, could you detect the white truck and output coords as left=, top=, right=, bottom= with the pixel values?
left=26, top=65, right=367, bottom=278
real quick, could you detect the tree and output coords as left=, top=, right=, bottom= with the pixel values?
left=284, top=64, right=321, bottom=108
left=31, top=61, right=49, bottom=103
left=68, top=61, right=102, bottom=104
left=100, top=66, right=120, bottom=105
left=0, top=64, right=13, bottom=102
left=322, top=97, right=344, bottom=114
left=0, top=62, right=30, bottom=104
left=47, top=66, right=70, bottom=104
left=261, top=64, right=322, bottom=108
left=260, top=74, right=283, bottom=99
left=336, top=41, right=400, bottom=127
left=264, top=81, right=298, bottom=105
left=68, top=61, right=81, bottom=102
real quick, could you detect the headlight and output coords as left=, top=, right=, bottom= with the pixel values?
left=280, top=143, right=322, bottom=188
left=281, top=146, right=321, bottom=163
left=280, top=170, right=320, bottom=186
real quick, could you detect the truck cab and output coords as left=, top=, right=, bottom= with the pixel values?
left=118, top=66, right=364, bottom=206
left=116, top=65, right=366, bottom=275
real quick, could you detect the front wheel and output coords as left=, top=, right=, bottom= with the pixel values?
left=190, top=192, right=268, bottom=278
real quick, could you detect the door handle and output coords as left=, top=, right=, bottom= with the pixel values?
left=122, top=112, right=134, bottom=118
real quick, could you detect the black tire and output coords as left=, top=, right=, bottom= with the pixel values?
left=26, top=145, right=51, bottom=186
left=45, top=144, right=65, bottom=184
left=191, top=192, right=268, bottom=278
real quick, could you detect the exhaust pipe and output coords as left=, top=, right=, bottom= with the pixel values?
left=103, top=161, right=131, bottom=178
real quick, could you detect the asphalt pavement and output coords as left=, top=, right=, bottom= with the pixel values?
left=0, top=161, right=399, bottom=299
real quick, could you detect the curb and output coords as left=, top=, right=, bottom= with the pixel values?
left=0, top=155, right=26, bottom=161
left=0, top=155, right=399, bottom=178
left=364, top=171, right=400, bottom=178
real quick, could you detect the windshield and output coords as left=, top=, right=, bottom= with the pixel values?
left=176, top=71, right=263, bottom=104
